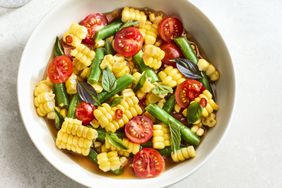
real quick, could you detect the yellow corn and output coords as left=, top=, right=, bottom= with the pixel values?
left=145, top=92, right=162, bottom=105
left=171, top=146, right=196, bottom=162
left=63, top=23, right=87, bottom=47
left=143, top=45, right=165, bottom=70
left=158, top=66, right=185, bottom=88
left=100, top=54, right=130, bottom=78
left=136, top=78, right=155, bottom=99
left=152, top=124, right=170, bottom=149
left=97, top=151, right=122, bottom=172
left=55, top=118, right=98, bottom=156
left=104, top=138, right=140, bottom=157
left=80, top=67, right=90, bottom=80
left=194, top=90, right=218, bottom=117
left=198, top=59, right=220, bottom=81
left=65, top=73, right=77, bottom=94
left=121, top=7, right=147, bottom=25
left=191, top=125, right=205, bottom=136
left=71, top=44, right=95, bottom=71
left=202, top=112, right=217, bottom=127
left=139, top=21, right=158, bottom=45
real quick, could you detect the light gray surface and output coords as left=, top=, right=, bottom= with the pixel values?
left=0, top=0, right=281, bottom=187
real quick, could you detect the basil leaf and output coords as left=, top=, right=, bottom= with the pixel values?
left=88, top=148, right=98, bottom=163
left=173, top=58, right=202, bottom=79
left=54, top=109, right=64, bottom=130
left=54, top=37, right=64, bottom=56
left=102, top=67, right=117, bottom=92
left=120, top=21, right=139, bottom=30
left=187, top=101, right=202, bottom=124
left=77, top=81, right=100, bottom=105
left=110, top=96, right=123, bottom=107
left=152, top=82, right=173, bottom=97
left=168, top=120, right=181, bottom=154
left=106, top=133, right=128, bottom=150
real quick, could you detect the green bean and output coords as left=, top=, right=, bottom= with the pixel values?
left=111, top=168, right=124, bottom=175
left=95, top=21, right=123, bottom=42
left=146, top=104, right=200, bottom=146
left=98, top=74, right=134, bottom=103
left=105, top=37, right=115, bottom=55
left=54, top=36, right=64, bottom=56
left=158, top=147, right=172, bottom=156
left=174, top=36, right=212, bottom=93
left=163, top=95, right=176, bottom=113
left=133, top=50, right=148, bottom=72
left=54, top=83, right=69, bottom=108
left=67, top=94, right=79, bottom=118
left=88, top=148, right=98, bottom=163
left=88, top=47, right=105, bottom=84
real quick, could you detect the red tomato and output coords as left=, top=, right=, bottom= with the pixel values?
left=125, top=116, right=153, bottom=144
left=175, top=79, right=205, bottom=108
left=75, top=102, right=95, bottom=125
left=47, top=56, right=73, bottom=83
left=160, top=43, right=182, bottom=66
left=113, top=27, right=143, bottom=57
left=80, top=13, right=108, bottom=45
left=133, top=148, right=165, bottom=178
left=158, top=17, right=184, bottom=42
left=200, top=98, right=207, bottom=107
left=114, top=109, right=123, bottom=120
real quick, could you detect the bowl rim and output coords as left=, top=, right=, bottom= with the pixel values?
left=17, top=0, right=236, bottom=187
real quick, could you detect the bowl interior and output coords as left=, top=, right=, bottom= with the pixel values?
left=17, top=0, right=235, bottom=187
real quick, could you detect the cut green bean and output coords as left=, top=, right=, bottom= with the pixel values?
left=67, top=94, right=79, bottom=118
left=163, top=95, right=176, bottom=113
left=98, top=74, right=134, bottom=103
left=54, top=83, right=69, bottom=108
left=95, top=20, right=123, bottom=42
left=133, top=50, right=150, bottom=72
left=54, top=36, right=64, bottom=56
left=174, top=36, right=212, bottom=93
left=88, top=47, right=105, bottom=84
left=146, top=104, right=200, bottom=146
left=134, top=69, right=159, bottom=91
left=105, top=37, right=115, bottom=55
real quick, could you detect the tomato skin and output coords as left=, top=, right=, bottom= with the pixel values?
left=113, top=27, right=143, bottom=57
left=80, top=13, right=108, bottom=45
left=75, top=102, right=95, bottom=125
left=47, top=56, right=73, bottom=84
left=175, top=79, right=205, bottom=108
left=160, top=43, right=182, bottom=66
left=158, top=17, right=184, bottom=42
left=125, top=116, right=153, bottom=144
left=133, top=148, right=164, bottom=178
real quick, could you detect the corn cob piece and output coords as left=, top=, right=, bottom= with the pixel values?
left=71, top=44, right=95, bottom=72
left=149, top=12, right=164, bottom=26
left=94, top=89, right=143, bottom=132
left=63, top=23, right=87, bottom=47
left=97, top=151, right=122, bottom=172
left=145, top=92, right=162, bottom=106
left=198, top=59, right=220, bottom=81
left=65, top=73, right=77, bottom=94
left=139, top=21, right=158, bottom=45
left=171, top=146, right=196, bottom=162
left=55, top=118, right=98, bottom=156
left=132, top=72, right=142, bottom=86
left=191, top=123, right=205, bottom=136
left=104, top=138, right=140, bottom=157
left=100, top=54, right=130, bottom=78
left=142, top=44, right=165, bottom=70
left=158, top=66, right=186, bottom=88
left=34, top=79, right=55, bottom=118
left=121, top=7, right=147, bottom=25
left=80, top=67, right=90, bottom=80
left=194, top=90, right=219, bottom=117
left=202, top=112, right=217, bottom=127
left=136, top=78, right=155, bottom=99
left=152, top=124, right=170, bottom=149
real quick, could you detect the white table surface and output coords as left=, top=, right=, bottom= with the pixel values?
left=1, top=0, right=282, bottom=187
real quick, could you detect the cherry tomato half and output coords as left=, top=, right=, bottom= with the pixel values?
left=125, top=116, right=153, bottom=144
left=80, top=13, right=108, bottom=45
left=47, top=56, right=73, bottom=83
left=113, top=27, right=143, bottom=57
left=175, top=79, right=205, bottom=108
left=160, top=43, right=182, bottom=66
left=75, top=102, right=95, bottom=125
left=158, top=17, right=184, bottom=42
left=133, top=148, right=165, bottom=178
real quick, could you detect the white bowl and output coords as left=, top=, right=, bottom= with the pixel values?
left=17, top=0, right=235, bottom=187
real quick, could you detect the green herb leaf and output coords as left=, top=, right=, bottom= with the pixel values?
left=120, top=21, right=139, bottom=30
left=168, top=120, right=181, bottom=154
left=106, top=133, right=128, bottom=150
left=54, top=109, right=64, bottom=130
left=110, top=96, right=123, bottom=107
left=88, top=148, right=98, bottom=163
left=187, top=101, right=202, bottom=124
left=54, top=36, right=64, bottom=56
left=172, top=58, right=202, bottom=79
left=102, top=67, right=117, bottom=92
left=77, top=81, right=100, bottom=105
left=152, top=82, right=173, bottom=97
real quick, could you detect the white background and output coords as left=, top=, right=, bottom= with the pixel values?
left=0, top=0, right=282, bottom=187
